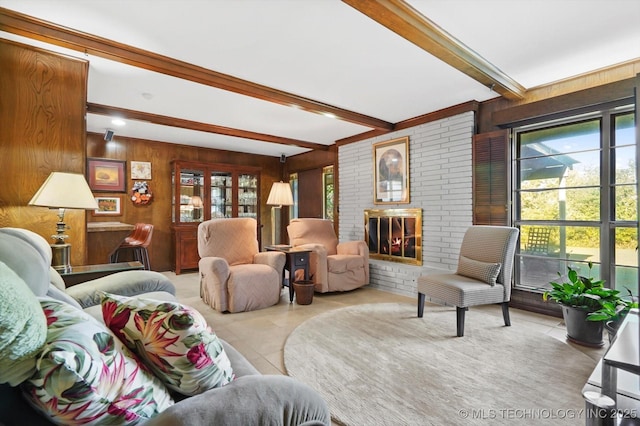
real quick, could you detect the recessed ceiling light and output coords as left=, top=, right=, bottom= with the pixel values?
left=111, top=118, right=126, bottom=127
left=141, top=92, right=154, bottom=100
left=322, top=112, right=337, bottom=119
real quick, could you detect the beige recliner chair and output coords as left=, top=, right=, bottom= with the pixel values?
left=287, top=218, right=369, bottom=293
left=198, top=218, right=285, bottom=313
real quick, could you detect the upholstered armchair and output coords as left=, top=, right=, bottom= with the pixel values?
left=198, top=218, right=285, bottom=313
left=417, top=225, right=519, bottom=337
left=287, top=218, right=369, bottom=293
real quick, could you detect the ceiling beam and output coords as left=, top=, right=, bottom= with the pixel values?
left=0, top=7, right=394, bottom=131
left=87, top=103, right=330, bottom=151
left=342, top=0, right=526, bottom=100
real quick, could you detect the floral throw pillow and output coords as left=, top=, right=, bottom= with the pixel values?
left=101, top=292, right=235, bottom=396
left=22, top=298, right=173, bottom=426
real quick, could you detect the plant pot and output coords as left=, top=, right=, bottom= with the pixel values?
left=293, top=280, right=315, bottom=305
left=605, top=319, right=622, bottom=344
left=561, top=305, right=604, bottom=347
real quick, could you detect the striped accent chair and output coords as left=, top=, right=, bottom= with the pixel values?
left=417, top=226, right=519, bottom=337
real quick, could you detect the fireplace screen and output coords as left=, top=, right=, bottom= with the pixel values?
left=364, top=208, right=422, bottom=265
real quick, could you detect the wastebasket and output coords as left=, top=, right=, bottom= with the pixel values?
left=293, top=280, right=315, bottom=305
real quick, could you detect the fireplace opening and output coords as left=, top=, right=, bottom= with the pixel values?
left=364, top=208, right=422, bottom=266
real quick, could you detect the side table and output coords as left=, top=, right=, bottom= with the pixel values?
left=60, top=261, right=144, bottom=287
left=265, top=245, right=311, bottom=303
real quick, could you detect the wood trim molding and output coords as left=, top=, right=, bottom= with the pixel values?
left=492, top=78, right=636, bottom=127
left=86, top=103, right=330, bottom=151
left=336, top=100, right=479, bottom=146
left=343, top=0, right=526, bottom=100
left=0, top=7, right=393, bottom=131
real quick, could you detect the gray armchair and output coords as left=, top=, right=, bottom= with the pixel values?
left=417, top=226, right=519, bottom=337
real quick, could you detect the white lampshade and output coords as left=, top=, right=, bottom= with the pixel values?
left=29, top=172, right=99, bottom=210
left=266, top=182, right=293, bottom=207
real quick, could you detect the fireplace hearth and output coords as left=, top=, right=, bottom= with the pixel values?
left=364, top=208, right=422, bottom=265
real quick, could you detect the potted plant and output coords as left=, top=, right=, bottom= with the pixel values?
left=589, top=287, right=638, bottom=343
left=543, top=262, right=624, bottom=347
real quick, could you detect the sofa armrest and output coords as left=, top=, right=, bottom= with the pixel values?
left=65, top=270, right=176, bottom=308
left=198, top=257, right=231, bottom=312
left=337, top=241, right=367, bottom=256
left=254, top=251, right=285, bottom=272
left=337, top=241, right=369, bottom=284
left=143, top=375, right=330, bottom=426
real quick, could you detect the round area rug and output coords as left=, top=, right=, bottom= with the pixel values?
left=284, top=303, right=596, bottom=426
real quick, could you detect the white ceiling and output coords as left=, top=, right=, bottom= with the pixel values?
left=1, top=0, right=639, bottom=158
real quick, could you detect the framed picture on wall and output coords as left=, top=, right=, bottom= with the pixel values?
left=92, top=195, right=123, bottom=216
left=87, top=158, right=126, bottom=192
left=131, top=161, right=152, bottom=180
left=373, top=136, right=410, bottom=204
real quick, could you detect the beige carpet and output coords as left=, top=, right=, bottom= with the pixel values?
left=284, top=303, right=596, bottom=426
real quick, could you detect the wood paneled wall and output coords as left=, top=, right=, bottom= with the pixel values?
left=87, top=133, right=282, bottom=271
left=285, top=147, right=338, bottom=230
left=0, top=39, right=88, bottom=266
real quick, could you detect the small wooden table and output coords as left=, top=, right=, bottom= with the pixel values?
left=60, top=261, right=144, bottom=287
left=265, top=245, right=311, bottom=303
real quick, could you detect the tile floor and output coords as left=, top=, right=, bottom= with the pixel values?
left=165, top=271, right=608, bottom=376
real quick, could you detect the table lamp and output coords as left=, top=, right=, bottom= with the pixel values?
left=266, top=181, right=293, bottom=245
left=28, top=172, right=99, bottom=273
left=190, top=195, right=203, bottom=220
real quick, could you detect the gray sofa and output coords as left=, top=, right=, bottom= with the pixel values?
left=0, top=227, right=330, bottom=426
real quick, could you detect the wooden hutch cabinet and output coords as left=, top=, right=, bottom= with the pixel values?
left=171, top=160, right=260, bottom=274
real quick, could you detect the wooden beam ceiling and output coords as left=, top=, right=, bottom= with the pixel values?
left=0, top=7, right=393, bottom=133
left=87, top=103, right=330, bottom=151
left=342, top=0, right=526, bottom=100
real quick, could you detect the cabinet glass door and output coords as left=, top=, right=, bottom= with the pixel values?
left=211, top=172, right=233, bottom=218
left=238, top=173, right=258, bottom=219
left=179, top=169, right=205, bottom=223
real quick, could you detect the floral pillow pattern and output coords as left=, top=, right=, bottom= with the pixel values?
left=22, top=298, right=173, bottom=426
left=101, top=292, right=235, bottom=396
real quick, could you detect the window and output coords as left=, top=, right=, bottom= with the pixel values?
left=289, top=173, right=298, bottom=220
left=513, top=106, right=637, bottom=295
left=323, top=166, right=334, bottom=221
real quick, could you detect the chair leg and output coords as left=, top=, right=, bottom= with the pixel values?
left=142, top=248, right=151, bottom=270
left=456, top=307, right=468, bottom=337
left=417, top=293, right=425, bottom=317
left=502, top=302, right=511, bottom=327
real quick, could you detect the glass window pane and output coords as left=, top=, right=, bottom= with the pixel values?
left=613, top=113, right=635, bottom=147
left=519, top=225, right=600, bottom=261
left=179, top=170, right=204, bottom=223
left=615, top=227, right=638, bottom=268
left=614, top=266, right=638, bottom=294
left=519, top=119, right=600, bottom=156
left=614, top=184, right=637, bottom=221
left=520, top=151, right=599, bottom=188
left=520, top=187, right=600, bottom=221
left=211, top=172, right=232, bottom=218
left=238, top=174, right=257, bottom=218
left=613, top=146, right=636, bottom=185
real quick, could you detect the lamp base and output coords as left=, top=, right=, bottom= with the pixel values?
left=51, top=243, right=71, bottom=273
